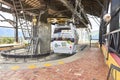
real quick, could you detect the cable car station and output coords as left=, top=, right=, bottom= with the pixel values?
left=0, top=0, right=120, bottom=80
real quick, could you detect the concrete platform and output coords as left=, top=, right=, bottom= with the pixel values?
left=0, top=47, right=112, bottom=80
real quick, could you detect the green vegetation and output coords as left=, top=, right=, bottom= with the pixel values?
left=0, top=37, right=14, bottom=44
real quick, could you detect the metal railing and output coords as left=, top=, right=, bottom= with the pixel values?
left=0, top=46, right=50, bottom=63
left=103, top=29, right=120, bottom=59
left=107, top=64, right=120, bottom=80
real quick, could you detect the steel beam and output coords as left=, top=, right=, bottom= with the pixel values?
left=58, top=0, right=89, bottom=28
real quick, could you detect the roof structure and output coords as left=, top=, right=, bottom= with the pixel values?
left=0, top=0, right=105, bottom=28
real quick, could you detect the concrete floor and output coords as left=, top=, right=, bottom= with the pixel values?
left=0, top=47, right=112, bottom=80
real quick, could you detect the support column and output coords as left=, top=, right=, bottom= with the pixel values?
left=99, top=19, right=106, bottom=46
left=15, top=15, right=18, bottom=43
left=32, top=16, right=38, bottom=54
left=32, top=16, right=38, bottom=38
left=99, top=0, right=108, bottom=47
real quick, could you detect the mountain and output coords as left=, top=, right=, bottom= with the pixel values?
left=0, top=27, right=23, bottom=37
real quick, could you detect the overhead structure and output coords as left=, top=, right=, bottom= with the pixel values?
left=0, top=0, right=105, bottom=28
left=0, top=0, right=105, bottom=59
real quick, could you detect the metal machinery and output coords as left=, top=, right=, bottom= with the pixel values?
left=50, top=19, right=79, bottom=54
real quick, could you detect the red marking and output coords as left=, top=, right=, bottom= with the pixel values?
left=110, top=53, right=120, bottom=66
left=102, top=45, right=120, bottom=66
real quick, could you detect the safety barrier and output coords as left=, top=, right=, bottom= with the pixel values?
left=107, top=64, right=120, bottom=80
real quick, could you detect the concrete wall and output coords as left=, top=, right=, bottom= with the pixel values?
left=38, top=23, right=51, bottom=54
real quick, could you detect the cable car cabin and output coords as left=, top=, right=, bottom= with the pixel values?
left=51, top=23, right=79, bottom=54
left=99, top=0, right=120, bottom=80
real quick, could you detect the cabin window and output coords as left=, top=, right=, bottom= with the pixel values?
left=53, top=28, right=72, bottom=38
left=54, top=28, right=70, bottom=33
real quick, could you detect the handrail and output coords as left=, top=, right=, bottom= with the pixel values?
left=102, top=27, right=120, bottom=58
left=107, top=64, right=120, bottom=80
left=103, top=29, right=120, bottom=36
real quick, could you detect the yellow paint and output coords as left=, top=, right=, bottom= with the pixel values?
left=11, top=66, right=20, bottom=70
left=106, top=54, right=120, bottom=80
left=97, top=42, right=100, bottom=48
left=32, top=16, right=37, bottom=25
left=58, top=61, right=64, bottom=64
left=44, top=63, right=52, bottom=67
left=102, top=45, right=120, bottom=80
left=101, top=45, right=108, bottom=59
left=28, top=64, right=36, bottom=69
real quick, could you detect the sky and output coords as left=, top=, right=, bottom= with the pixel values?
left=0, top=11, right=23, bottom=37
left=87, top=14, right=100, bottom=31
left=0, top=11, right=13, bottom=27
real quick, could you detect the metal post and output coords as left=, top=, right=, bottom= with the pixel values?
left=0, top=3, right=2, bottom=9
left=32, top=16, right=38, bottom=55
left=99, top=0, right=109, bottom=47
left=90, top=35, right=91, bottom=47
left=99, top=20, right=104, bottom=47
left=15, top=15, right=18, bottom=43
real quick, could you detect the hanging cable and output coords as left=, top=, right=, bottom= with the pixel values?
left=78, top=0, right=92, bottom=29
left=72, top=0, right=79, bottom=21
left=91, top=16, right=100, bottom=26
left=94, top=16, right=100, bottom=23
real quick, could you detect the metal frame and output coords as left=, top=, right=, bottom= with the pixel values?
left=99, top=0, right=120, bottom=58
left=107, top=64, right=120, bottom=80
left=105, top=29, right=120, bottom=57
left=58, top=0, right=90, bottom=28
left=12, top=0, right=32, bottom=39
